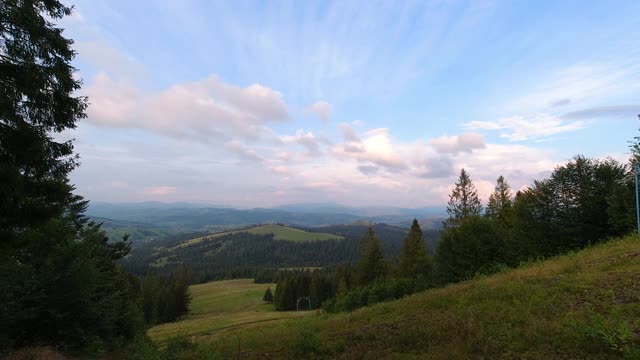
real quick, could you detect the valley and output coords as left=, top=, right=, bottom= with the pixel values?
left=174, top=224, right=344, bottom=248
left=152, top=235, right=640, bottom=358
left=147, top=279, right=310, bottom=343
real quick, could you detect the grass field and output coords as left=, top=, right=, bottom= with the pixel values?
left=170, top=235, right=640, bottom=359
left=147, top=279, right=310, bottom=343
left=176, top=224, right=344, bottom=248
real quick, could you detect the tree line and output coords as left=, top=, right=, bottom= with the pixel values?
left=122, top=223, right=440, bottom=285
left=139, top=267, right=191, bottom=326
left=0, top=2, right=190, bottom=355
left=271, top=153, right=638, bottom=313
left=271, top=220, right=435, bottom=311
left=436, top=155, right=634, bottom=283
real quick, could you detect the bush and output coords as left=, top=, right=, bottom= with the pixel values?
left=325, top=278, right=419, bottom=313
left=294, top=325, right=322, bottom=356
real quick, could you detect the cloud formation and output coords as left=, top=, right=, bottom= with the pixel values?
left=86, top=73, right=289, bottom=141
left=281, top=129, right=323, bottom=156
left=418, top=157, right=455, bottom=179
left=339, top=123, right=360, bottom=142
left=357, top=165, right=379, bottom=176
left=143, top=186, right=177, bottom=196
left=465, top=115, right=585, bottom=141
left=430, top=132, right=486, bottom=153
left=563, top=105, right=640, bottom=120
left=308, top=101, right=332, bottom=123
left=333, top=128, right=406, bottom=170
left=225, top=140, right=263, bottom=162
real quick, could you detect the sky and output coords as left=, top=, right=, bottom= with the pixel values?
left=57, top=0, right=640, bottom=208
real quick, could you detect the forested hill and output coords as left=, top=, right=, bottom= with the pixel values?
left=121, top=223, right=441, bottom=283
left=86, top=203, right=445, bottom=242
left=180, top=235, right=640, bottom=359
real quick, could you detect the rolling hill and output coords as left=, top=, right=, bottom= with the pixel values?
left=121, top=223, right=424, bottom=282
left=87, top=202, right=446, bottom=242
left=159, top=235, right=640, bottom=359
left=147, top=279, right=309, bottom=343
left=176, top=224, right=344, bottom=248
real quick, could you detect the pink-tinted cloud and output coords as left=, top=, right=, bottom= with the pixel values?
left=143, top=186, right=177, bottom=196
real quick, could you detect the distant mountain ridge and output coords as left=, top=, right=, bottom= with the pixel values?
left=87, top=202, right=446, bottom=242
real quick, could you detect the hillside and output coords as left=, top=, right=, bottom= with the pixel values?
left=147, top=279, right=309, bottom=342
left=177, top=224, right=344, bottom=248
left=122, top=223, right=421, bottom=280
left=86, top=203, right=447, bottom=242
left=171, top=236, right=640, bottom=359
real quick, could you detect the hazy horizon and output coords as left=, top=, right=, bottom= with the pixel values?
left=58, top=0, right=640, bottom=207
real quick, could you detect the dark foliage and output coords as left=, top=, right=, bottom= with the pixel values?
left=0, top=0, right=87, bottom=244
left=274, top=271, right=335, bottom=311
left=262, top=287, right=274, bottom=303
left=323, top=278, right=420, bottom=313
left=122, top=224, right=441, bottom=285
left=138, top=268, right=191, bottom=326
left=0, top=1, right=143, bottom=354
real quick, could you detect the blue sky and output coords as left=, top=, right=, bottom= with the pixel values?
left=58, top=0, right=640, bottom=207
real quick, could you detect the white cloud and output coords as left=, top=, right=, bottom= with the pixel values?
left=418, top=157, right=455, bottom=179
left=507, top=63, right=640, bottom=113
left=143, top=186, right=177, bottom=196
left=339, top=122, right=360, bottom=142
left=357, top=165, right=379, bottom=176
left=85, top=73, right=289, bottom=141
left=563, top=105, right=640, bottom=120
left=75, top=41, right=147, bottom=81
left=225, top=141, right=263, bottom=162
left=430, top=132, right=486, bottom=153
left=269, top=165, right=289, bottom=175
left=308, top=101, right=332, bottom=123
left=333, top=128, right=406, bottom=170
left=465, top=115, right=585, bottom=141
left=281, top=129, right=322, bottom=156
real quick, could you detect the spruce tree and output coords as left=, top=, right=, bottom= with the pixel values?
left=485, top=176, right=512, bottom=220
left=263, top=287, right=274, bottom=303
left=444, top=168, right=482, bottom=227
left=629, top=127, right=640, bottom=166
left=0, top=1, right=140, bottom=350
left=357, top=226, right=385, bottom=285
left=1, top=0, right=87, bottom=244
left=400, top=219, right=428, bottom=278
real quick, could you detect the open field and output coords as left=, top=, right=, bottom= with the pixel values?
left=176, top=224, right=344, bottom=248
left=178, top=236, right=640, bottom=358
left=147, top=279, right=310, bottom=343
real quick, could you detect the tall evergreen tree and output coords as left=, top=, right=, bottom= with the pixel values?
left=485, top=176, right=513, bottom=220
left=1, top=0, right=87, bottom=244
left=435, top=216, right=504, bottom=283
left=400, top=219, right=428, bottom=278
left=0, top=1, right=141, bottom=352
left=357, top=226, right=385, bottom=285
left=263, top=287, right=274, bottom=303
left=628, top=127, right=640, bottom=166
left=444, top=168, right=483, bottom=227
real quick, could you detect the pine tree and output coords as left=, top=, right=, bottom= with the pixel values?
left=400, top=219, right=428, bottom=278
left=0, top=1, right=140, bottom=350
left=485, top=176, right=513, bottom=220
left=1, top=0, right=87, bottom=244
left=263, top=287, right=274, bottom=303
left=357, top=226, right=385, bottom=285
left=629, top=127, right=640, bottom=166
left=444, top=168, right=483, bottom=227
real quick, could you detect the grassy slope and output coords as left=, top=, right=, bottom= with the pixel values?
left=147, top=279, right=310, bottom=343
left=194, top=236, right=640, bottom=359
left=176, top=224, right=344, bottom=248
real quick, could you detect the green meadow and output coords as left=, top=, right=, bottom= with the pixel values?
left=155, top=236, right=640, bottom=359
left=147, top=279, right=310, bottom=343
left=175, top=224, right=344, bottom=248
